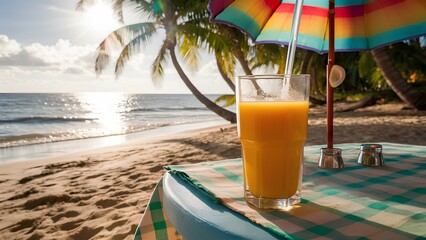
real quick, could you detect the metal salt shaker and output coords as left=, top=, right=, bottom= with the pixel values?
left=357, top=144, right=384, bottom=167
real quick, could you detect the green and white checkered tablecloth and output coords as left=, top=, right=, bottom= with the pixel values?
left=134, top=143, right=426, bottom=239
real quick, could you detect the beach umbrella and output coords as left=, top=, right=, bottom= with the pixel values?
left=208, top=0, right=426, bottom=149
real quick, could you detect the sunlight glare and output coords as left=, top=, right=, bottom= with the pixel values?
left=79, top=92, right=127, bottom=135
left=82, top=1, right=120, bottom=37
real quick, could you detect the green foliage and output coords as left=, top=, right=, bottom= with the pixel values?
left=94, top=22, right=157, bottom=77
left=356, top=52, right=387, bottom=90
left=388, top=41, right=426, bottom=84
left=358, top=52, right=375, bottom=78
left=250, top=44, right=288, bottom=74
left=115, top=23, right=158, bottom=77
left=214, top=95, right=236, bottom=107
left=178, top=36, right=201, bottom=71
left=152, top=0, right=166, bottom=14
left=151, top=43, right=169, bottom=86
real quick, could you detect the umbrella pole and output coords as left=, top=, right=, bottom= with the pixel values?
left=326, top=0, right=335, bottom=149
left=319, top=0, right=343, bottom=169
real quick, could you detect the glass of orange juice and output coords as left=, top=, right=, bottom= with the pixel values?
left=237, top=74, right=310, bottom=209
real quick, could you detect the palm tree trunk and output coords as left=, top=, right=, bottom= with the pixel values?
left=215, top=54, right=235, bottom=93
left=229, top=34, right=264, bottom=94
left=168, top=46, right=237, bottom=123
left=232, top=42, right=252, bottom=75
left=372, top=46, right=426, bottom=110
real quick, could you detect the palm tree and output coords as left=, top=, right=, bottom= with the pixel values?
left=177, top=7, right=266, bottom=105
left=77, top=0, right=237, bottom=122
left=372, top=43, right=426, bottom=110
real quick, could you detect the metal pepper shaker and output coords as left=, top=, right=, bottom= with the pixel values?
left=357, top=144, right=384, bottom=167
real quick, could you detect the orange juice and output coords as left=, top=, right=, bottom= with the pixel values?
left=239, top=101, right=309, bottom=199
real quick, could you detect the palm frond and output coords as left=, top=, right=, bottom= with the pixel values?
left=178, top=23, right=240, bottom=79
left=358, top=52, right=376, bottom=79
left=95, top=50, right=110, bottom=75
left=75, top=0, right=95, bottom=11
left=250, top=44, right=288, bottom=73
left=178, top=23, right=233, bottom=55
left=95, top=33, right=121, bottom=75
left=178, top=36, right=200, bottom=71
left=116, top=22, right=157, bottom=44
left=114, top=44, right=130, bottom=77
left=95, top=22, right=157, bottom=76
left=214, top=95, right=236, bottom=107
left=112, top=0, right=124, bottom=24
left=151, top=41, right=170, bottom=87
left=175, top=0, right=210, bottom=20
left=133, top=0, right=164, bottom=19
left=215, top=52, right=236, bottom=78
left=115, top=23, right=158, bottom=77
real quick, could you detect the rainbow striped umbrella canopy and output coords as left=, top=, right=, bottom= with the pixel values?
left=209, top=0, right=426, bottom=54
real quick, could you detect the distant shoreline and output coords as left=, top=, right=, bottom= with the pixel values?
left=0, top=120, right=228, bottom=164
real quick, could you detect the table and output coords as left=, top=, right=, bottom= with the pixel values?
left=134, top=143, right=426, bottom=239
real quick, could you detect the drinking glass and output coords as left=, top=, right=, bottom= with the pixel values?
left=237, top=74, right=310, bottom=209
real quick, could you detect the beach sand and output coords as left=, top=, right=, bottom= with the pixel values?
left=0, top=102, right=425, bottom=239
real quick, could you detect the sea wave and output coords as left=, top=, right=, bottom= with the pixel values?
left=0, top=116, right=97, bottom=124
left=0, top=122, right=171, bottom=148
left=0, top=93, right=224, bottom=150
left=129, top=106, right=207, bottom=113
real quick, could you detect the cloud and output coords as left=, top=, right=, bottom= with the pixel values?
left=199, top=59, right=218, bottom=75
left=0, top=35, right=230, bottom=94
left=46, top=4, right=74, bottom=14
left=64, top=67, right=86, bottom=74
left=0, top=35, right=98, bottom=73
left=0, top=35, right=21, bottom=57
left=24, top=39, right=95, bottom=65
left=0, top=50, right=48, bottom=66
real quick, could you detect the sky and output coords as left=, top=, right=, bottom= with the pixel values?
left=0, top=0, right=233, bottom=94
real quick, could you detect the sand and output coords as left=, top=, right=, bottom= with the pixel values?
left=0, top=102, right=425, bottom=239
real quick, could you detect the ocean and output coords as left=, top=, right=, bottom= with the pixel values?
left=0, top=93, right=233, bottom=163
